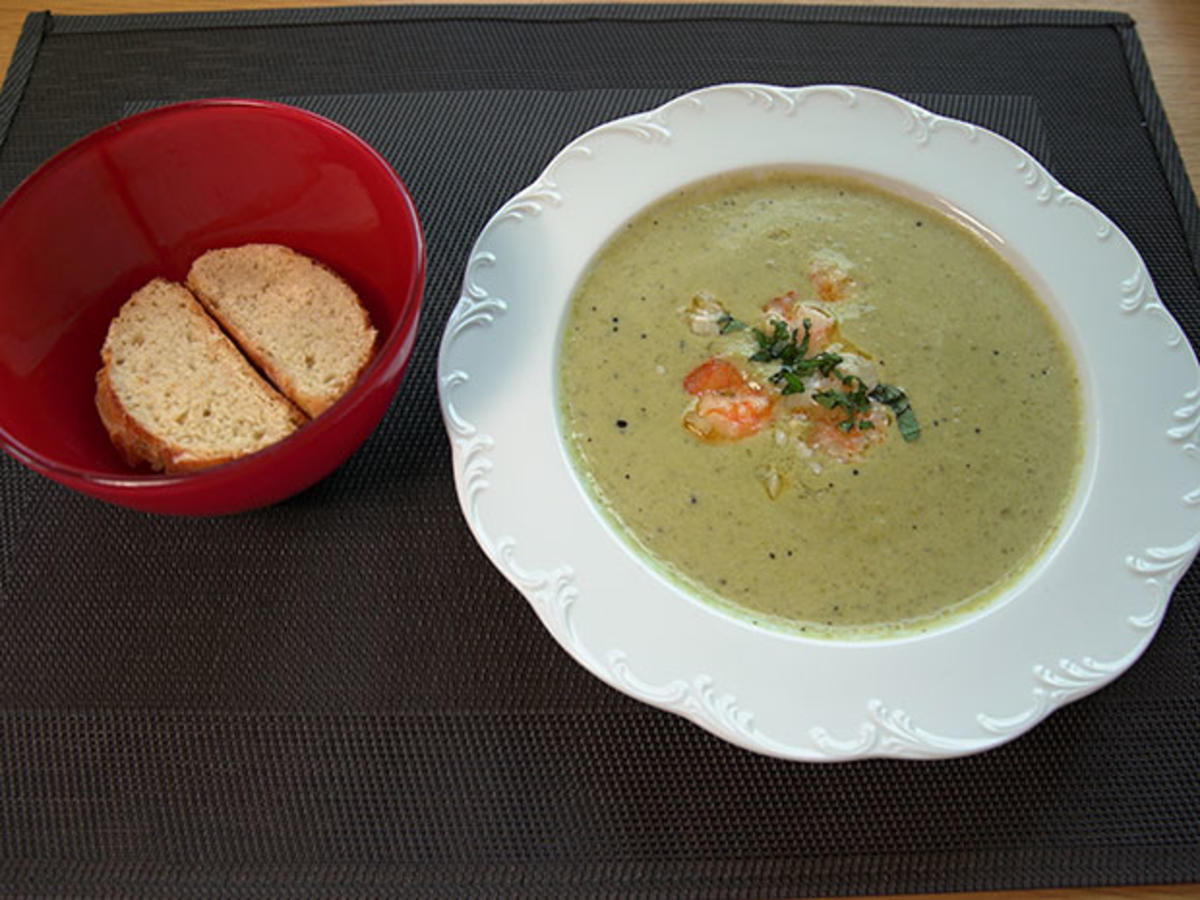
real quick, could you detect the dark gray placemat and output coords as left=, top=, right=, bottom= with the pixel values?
left=0, top=6, right=1198, bottom=897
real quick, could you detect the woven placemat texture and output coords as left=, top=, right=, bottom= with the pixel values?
left=0, top=6, right=1198, bottom=897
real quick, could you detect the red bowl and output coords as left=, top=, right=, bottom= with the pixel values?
left=0, top=99, right=425, bottom=515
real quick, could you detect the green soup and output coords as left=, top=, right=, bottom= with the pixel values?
left=558, top=170, right=1083, bottom=638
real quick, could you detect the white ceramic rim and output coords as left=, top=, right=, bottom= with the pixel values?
left=437, top=84, right=1200, bottom=760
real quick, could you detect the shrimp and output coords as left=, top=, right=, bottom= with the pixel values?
left=811, top=410, right=888, bottom=460
left=776, top=369, right=891, bottom=463
left=682, top=358, right=774, bottom=442
left=808, top=260, right=854, bottom=304
left=761, top=291, right=837, bottom=351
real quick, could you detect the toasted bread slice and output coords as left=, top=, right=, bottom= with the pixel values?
left=186, top=244, right=377, bottom=418
left=95, top=278, right=307, bottom=473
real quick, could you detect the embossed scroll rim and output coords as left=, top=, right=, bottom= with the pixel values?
left=437, top=83, right=1200, bottom=760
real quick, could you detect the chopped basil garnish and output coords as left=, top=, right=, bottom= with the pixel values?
left=813, top=375, right=877, bottom=432
left=870, top=383, right=920, bottom=442
left=772, top=369, right=807, bottom=395
left=751, top=318, right=843, bottom=394
left=697, top=304, right=920, bottom=447
left=750, top=319, right=920, bottom=440
left=750, top=319, right=800, bottom=362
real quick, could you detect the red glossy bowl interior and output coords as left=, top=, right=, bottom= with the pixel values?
left=0, top=99, right=425, bottom=515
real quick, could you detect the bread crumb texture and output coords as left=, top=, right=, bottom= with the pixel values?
left=96, top=278, right=306, bottom=472
left=187, top=244, right=377, bottom=417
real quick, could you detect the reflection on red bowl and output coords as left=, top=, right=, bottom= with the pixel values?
left=0, top=99, right=425, bottom=515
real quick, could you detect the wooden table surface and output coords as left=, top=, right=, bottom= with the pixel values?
left=0, top=2, right=1195, bottom=899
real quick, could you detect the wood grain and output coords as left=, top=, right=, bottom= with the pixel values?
left=0, top=2, right=1194, bottom=899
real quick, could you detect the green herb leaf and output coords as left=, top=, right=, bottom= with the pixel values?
left=749, top=319, right=792, bottom=361
left=770, top=369, right=806, bottom=395
left=779, top=371, right=806, bottom=395
left=868, top=384, right=904, bottom=406
left=794, top=319, right=812, bottom=360
left=810, top=377, right=879, bottom=432
left=895, top=408, right=920, bottom=441
left=717, top=313, right=747, bottom=334
left=870, top=383, right=920, bottom=442
left=813, top=352, right=843, bottom=377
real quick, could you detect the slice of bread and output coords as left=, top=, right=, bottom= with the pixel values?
left=96, top=278, right=307, bottom=473
left=187, top=244, right=377, bottom=418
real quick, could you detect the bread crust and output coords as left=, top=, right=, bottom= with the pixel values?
left=95, top=366, right=239, bottom=473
